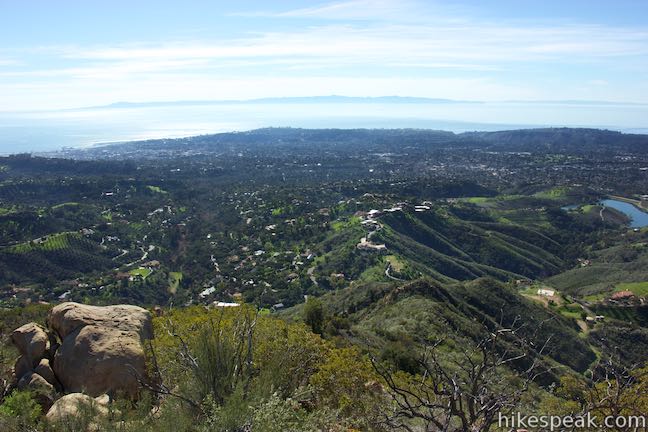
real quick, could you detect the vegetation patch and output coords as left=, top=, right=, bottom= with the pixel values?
left=5, top=232, right=80, bottom=254
left=168, top=271, right=183, bottom=294
left=146, top=185, right=168, bottom=194
left=331, top=216, right=360, bottom=232
left=0, top=206, right=18, bottom=216
left=129, top=267, right=152, bottom=279
left=386, top=255, right=405, bottom=272
left=51, top=202, right=80, bottom=210
left=533, top=186, right=571, bottom=199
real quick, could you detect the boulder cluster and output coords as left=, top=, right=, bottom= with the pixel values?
left=10, top=302, right=153, bottom=421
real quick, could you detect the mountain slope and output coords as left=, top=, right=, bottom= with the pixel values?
left=290, top=277, right=597, bottom=380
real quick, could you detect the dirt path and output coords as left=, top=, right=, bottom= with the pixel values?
left=307, top=266, right=318, bottom=286
left=385, top=263, right=405, bottom=281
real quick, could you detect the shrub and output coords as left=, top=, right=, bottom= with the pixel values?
left=0, top=390, right=41, bottom=432
left=303, top=297, right=325, bottom=334
left=309, top=347, right=385, bottom=429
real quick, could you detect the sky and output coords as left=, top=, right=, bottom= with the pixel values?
left=1, top=0, right=648, bottom=111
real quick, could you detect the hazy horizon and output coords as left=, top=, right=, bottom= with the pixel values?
left=2, top=98, right=648, bottom=155
left=2, top=1, right=648, bottom=153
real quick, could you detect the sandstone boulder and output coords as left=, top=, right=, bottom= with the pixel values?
left=17, top=371, right=54, bottom=392
left=17, top=371, right=55, bottom=409
left=35, top=358, right=60, bottom=390
left=49, top=302, right=153, bottom=340
left=11, top=322, right=50, bottom=365
left=45, top=393, right=109, bottom=425
left=13, top=355, right=32, bottom=381
left=49, top=302, right=153, bottom=398
left=54, top=325, right=147, bottom=397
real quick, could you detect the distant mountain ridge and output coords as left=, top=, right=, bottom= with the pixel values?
left=78, top=96, right=648, bottom=111
left=83, top=96, right=466, bottom=110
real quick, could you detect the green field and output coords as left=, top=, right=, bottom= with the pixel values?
left=331, top=216, right=361, bottom=232
left=461, top=195, right=529, bottom=205
left=6, top=232, right=80, bottom=254
left=562, top=279, right=648, bottom=303
left=462, top=196, right=491, bottom=204
left=129, top=267, right=153, bottom=279
left=386, top=254, right=405, bottom=272
left=615, top=281, right=648, bottom=296
left=581, top=204, right=599, bottom=213
left=555, top=302, right=583, bottom=320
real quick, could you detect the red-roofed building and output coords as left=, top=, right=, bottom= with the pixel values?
left=610, top=290, right=635, bottom=301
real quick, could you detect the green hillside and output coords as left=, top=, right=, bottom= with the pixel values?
left=374, top=209, right=566, bottom=281
left=546, top=238, right=648, bottom=299
left=296, top=278, right=597, bottom=376
left=0, top=233, right=115, bottom=286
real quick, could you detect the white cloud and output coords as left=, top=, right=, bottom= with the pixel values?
left=274, top=0, right=417, bottom=20
left=53, top=20, right=648, bottom=67
left=233, top=0, right=469, bottom=23
left=0, top=59, right=210, bottom=79
left=0, top=58, right=20, bottom=67
left=2, top=0, right=648, bottom=110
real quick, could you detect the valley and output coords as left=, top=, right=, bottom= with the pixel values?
left=1, top=127, right=647, bottom=430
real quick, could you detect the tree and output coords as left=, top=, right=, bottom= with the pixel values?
left=548, top=358, right=648, bottom=432
left=303, top=297, right=326, bottom=335
left=372, top=316, right=555, bottom=432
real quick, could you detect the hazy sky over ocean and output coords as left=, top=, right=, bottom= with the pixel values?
left=1, top=0, right=648, bottom=112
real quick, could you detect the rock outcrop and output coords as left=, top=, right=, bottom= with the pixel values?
left=10, top=322, right=56, bottom=409
left=34, top=358, right=60, bottom=390
left=48, top=303, right=153, bottom=341
left=49, top=302, right=153, bottom=398
left=10, top=302, right=154, bottom=402
left=53, top=324, right=148, bottom=397
left=11, top=322, right=50, bottom=365
left=14, top=355, right=32, bottom=381
left=45, top=393, right=110, bottom=425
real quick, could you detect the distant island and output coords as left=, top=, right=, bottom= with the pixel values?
left=81, top=95, right=471, bottom=110
left=78, top=95, right=648, bottom=111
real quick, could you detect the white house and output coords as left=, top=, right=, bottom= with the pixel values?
left=212, top=301, right=240, bottom=308
left=537, top=288, right=555, bottom=297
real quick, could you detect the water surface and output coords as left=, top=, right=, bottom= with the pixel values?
left=600, top=199, right=648, bottom=228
